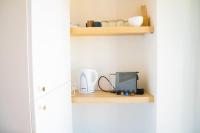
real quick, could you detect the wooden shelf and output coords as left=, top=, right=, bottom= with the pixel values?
left=72, top=90, right=154, bottom=103
left=70, top=26, right=154, bottom=36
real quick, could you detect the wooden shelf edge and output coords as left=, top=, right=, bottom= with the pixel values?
left=72, top=90, right=154, bottom=104
left=70, top=26, right=154, bottom=36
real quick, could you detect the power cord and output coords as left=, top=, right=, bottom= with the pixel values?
left=98, top=76, right=116, bottom=93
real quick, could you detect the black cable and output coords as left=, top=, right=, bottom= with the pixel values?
left=98, top=76, right=116, bottom=93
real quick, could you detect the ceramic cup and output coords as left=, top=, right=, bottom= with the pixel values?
left=86, top=20, right=94, bottom=27
left=128, top=16, right=143, bottom=27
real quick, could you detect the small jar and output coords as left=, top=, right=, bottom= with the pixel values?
left=116, top=19, right=124, bottom=27
left=123, top=20, right=130, bottom=27
left=108, top=20, right=116, bottom=27
left=101, top=21, right=109, bottom=27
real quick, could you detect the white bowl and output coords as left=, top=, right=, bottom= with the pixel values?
left=128, top=16, right=143, bottom=27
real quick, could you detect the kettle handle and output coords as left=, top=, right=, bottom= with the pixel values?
left=91, top=70, right=98, bottom=89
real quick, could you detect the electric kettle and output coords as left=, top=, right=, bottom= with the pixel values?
left=79, top=69, right=98, bottom=93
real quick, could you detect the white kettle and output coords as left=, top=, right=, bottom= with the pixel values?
left=79, top=69, right=98, bottom=93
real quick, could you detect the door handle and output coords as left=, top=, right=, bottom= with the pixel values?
left=41, top=86, right=46, bottom=92
left=42, top=105, right=47, bottom=111
left=39, top=105, right=47, bottom=111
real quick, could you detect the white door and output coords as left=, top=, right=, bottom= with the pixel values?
left=31, top=0, right=71, bottom=100
left=34, top=86, right=72, bottom=133
left=29, top=0, right=72, bottom=132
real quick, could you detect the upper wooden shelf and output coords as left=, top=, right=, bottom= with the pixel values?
left=72, top=90, right=154, bottom=103
left=70, top=26, right=154, bottom=36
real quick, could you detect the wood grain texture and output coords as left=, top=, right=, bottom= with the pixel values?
left=70, top=26, right=154, bottom=36
left=141, top=5, right=150, bottom=26
left=72, top=90, right=154, bottom=103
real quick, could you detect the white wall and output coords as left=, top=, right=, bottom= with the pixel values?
left=70, top=0, right=156, bottom=133
left=70, top=0, right=146, bottom=27
left=194, top=0, right=200, bottom=132
left=195, top=45, right=200, bottom=133
left=196, top=52, right=200, bottom=133
left=73, top=103, right=154, bottom=133
left=196, top=57, right=200, bottom=132
left=156, top=0, right=198, bottom=132
left=0, top=0, right=32, bottom=132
